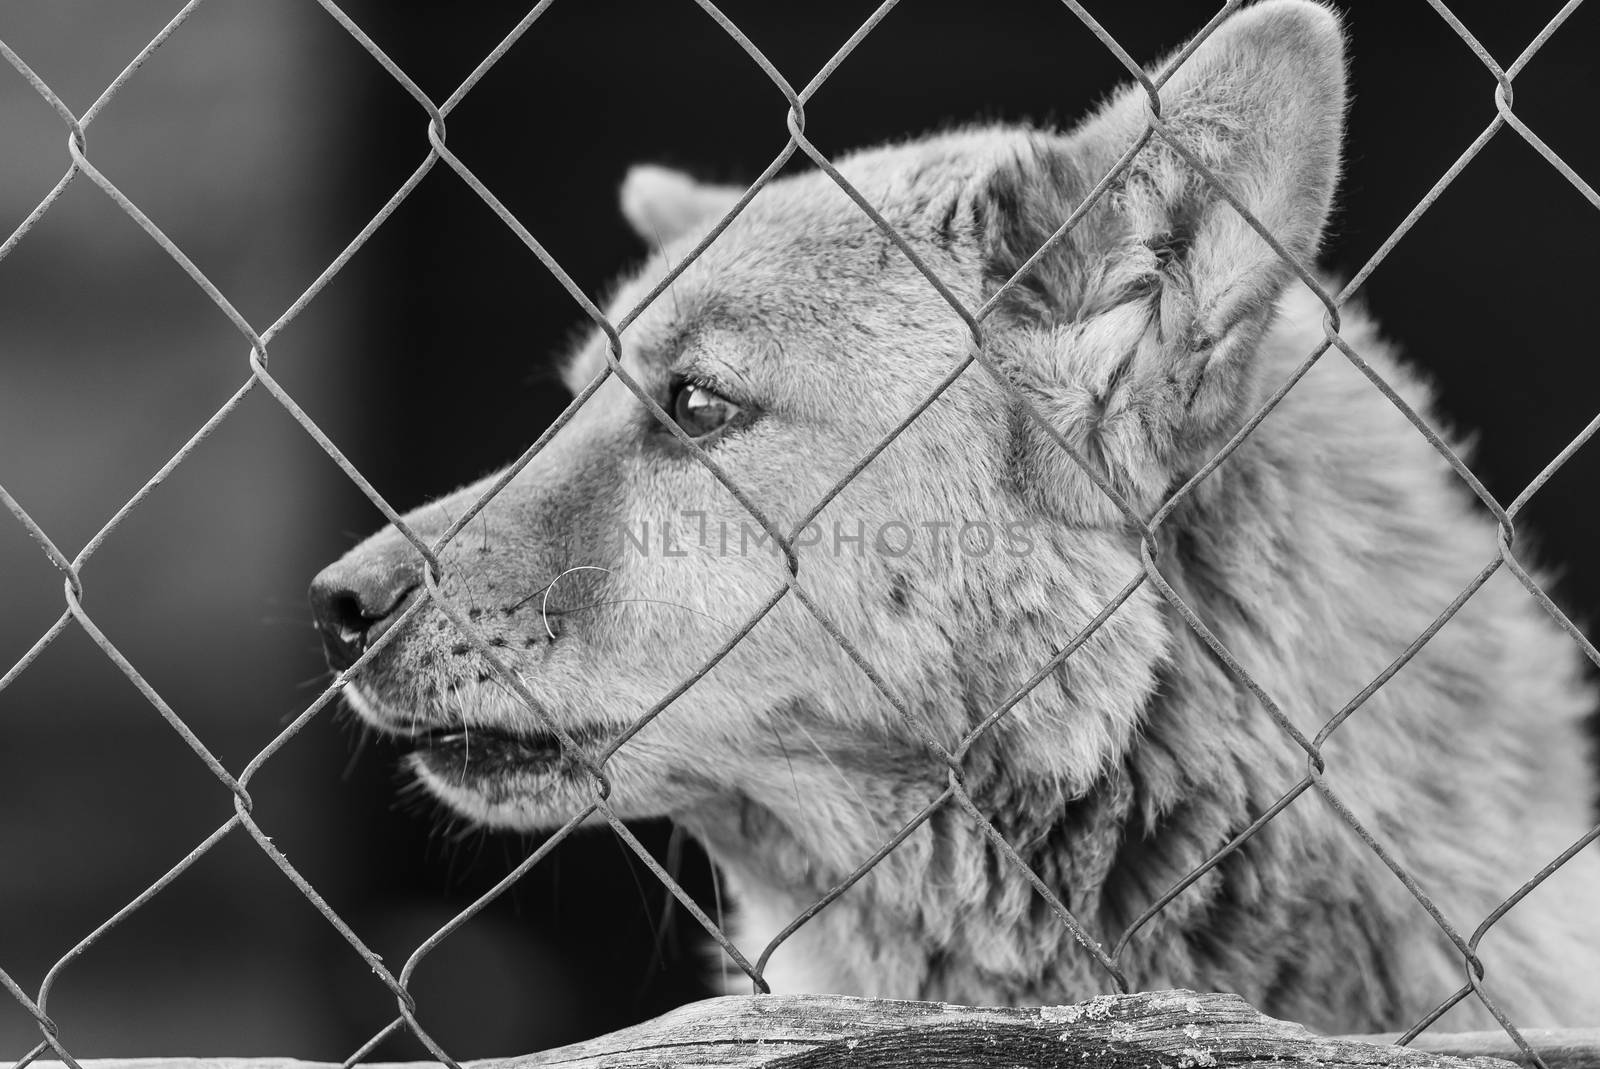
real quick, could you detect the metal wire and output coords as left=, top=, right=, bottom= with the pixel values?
left=1, top=1, right=1596, bottom=1065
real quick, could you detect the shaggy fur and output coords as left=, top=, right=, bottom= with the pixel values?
left=315, top=1, right=1600, bottom=1033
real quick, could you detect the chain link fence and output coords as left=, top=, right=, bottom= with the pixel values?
left=3, top=0, right=1598, bottom=1065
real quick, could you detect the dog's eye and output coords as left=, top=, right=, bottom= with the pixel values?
left=671, top=381, right=742, bottom=438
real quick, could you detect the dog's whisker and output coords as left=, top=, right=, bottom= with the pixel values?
left=790, top=719, right=890, bottom=843
left=541, top=565, right=616, bottom=640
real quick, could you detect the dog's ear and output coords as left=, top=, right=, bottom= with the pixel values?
left=985, top=0, right=1346, bottom=512
left=1065, top=0, right=1345, bottom=310
left=620, top=165, right=743, bottom=246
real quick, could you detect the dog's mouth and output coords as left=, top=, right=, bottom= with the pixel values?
left=409, top=724, right=606, bottom=787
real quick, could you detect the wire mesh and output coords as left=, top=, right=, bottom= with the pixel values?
left=2, top=1, right=1598, bottom=1066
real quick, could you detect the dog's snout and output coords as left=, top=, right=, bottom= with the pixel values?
left=309, top=556, right=422, bottom=670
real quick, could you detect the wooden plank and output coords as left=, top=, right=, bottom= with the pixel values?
left=31, top=989, right=1588, bottom=1069
left=26, top=991, right=1600, bottom=1069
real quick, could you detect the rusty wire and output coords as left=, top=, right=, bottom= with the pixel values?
left=2, top=1, right=1598, bottom=1066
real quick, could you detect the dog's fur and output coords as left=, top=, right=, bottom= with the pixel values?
left=319, top=1, right=1600, bottom=1033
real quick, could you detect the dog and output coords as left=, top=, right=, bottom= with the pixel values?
left=311, top=0, right=1600, bottom=1033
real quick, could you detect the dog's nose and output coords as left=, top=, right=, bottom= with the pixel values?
left=308, top=555, right=423, bottom=671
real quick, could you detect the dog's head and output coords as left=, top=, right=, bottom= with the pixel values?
left=311, top=1, right=1345, bottom=861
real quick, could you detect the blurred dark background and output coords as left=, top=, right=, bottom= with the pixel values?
left=2, top=0, right=1596, bottom=1059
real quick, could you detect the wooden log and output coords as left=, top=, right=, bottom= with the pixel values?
left=35, top=989, right=1594, bottom=1069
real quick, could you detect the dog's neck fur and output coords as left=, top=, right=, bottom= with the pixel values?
left=681, top=600, right=1407, bottom=1034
